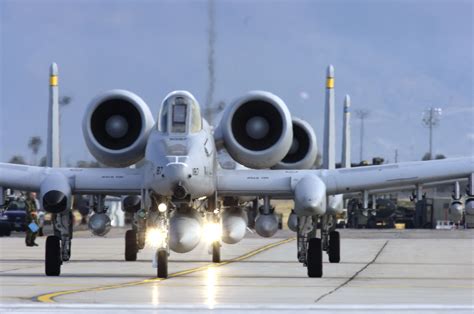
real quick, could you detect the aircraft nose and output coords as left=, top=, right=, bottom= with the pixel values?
left=163, top=163, right=191, bottom=183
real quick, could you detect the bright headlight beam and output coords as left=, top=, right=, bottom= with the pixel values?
left=203, top=222, right=222, bottom=243
left=158, top=203, right=167, bottom=213
left=146, top=228, right=165, bottom=248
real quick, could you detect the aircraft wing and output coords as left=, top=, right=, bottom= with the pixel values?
left=0, top=163, right=143, bottom=195
left=341, top=178, right=468, bottom=197
left=217, top=157, right=474, bottom=196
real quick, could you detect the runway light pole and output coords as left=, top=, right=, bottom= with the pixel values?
left=355, top=109, right=370, bottom=162
left=422, top=107, right=442, bottom=160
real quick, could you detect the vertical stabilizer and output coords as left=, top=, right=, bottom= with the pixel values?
left=323, top=65, right=336, bottom=170
left=47, top=63, right=60, bottom=168
left=342, top=95, right=351, bottom=168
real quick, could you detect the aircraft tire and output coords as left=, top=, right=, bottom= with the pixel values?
left=45, top=235, right=61, bottom=276
left=212, top=241, right=221, bottom=263
left=307, top=237, right=323, bottom=278
left=125, top=230, right=138, bottom=261
left=328, top=231, right=340, bottom=263
left=157, top=249, right=168, bottom=278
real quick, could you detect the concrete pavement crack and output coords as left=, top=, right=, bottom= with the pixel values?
left=314, top=240, right=389, bottom=303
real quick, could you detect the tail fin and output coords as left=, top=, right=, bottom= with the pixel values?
left=323, top=65, right=336, bottom=170
left=342, top=95, right=351, bottom=168
left=46, top=62, right=60, bottom=167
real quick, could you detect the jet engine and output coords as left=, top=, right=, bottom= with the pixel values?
left=169, top=208, right=202, bottom=253
left=273, top=118, right=317, bottom=170
left=82, top=90, right=155, bottom=167
left=40, top=173, right=71, bottom=213
left=217, top=91, right=293, bottom=169
left=221, top=207, right=248, bottom=244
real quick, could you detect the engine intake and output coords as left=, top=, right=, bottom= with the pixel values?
left=82, top=90, right=155, bottom=167
left=40, top=173, right=71, bottom=213
left=218, top=91, right=293, bottom=169
left=273, top=118, right=317, bottom=169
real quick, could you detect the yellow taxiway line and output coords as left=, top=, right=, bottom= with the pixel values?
left=34, top=237, right=295, bottom=303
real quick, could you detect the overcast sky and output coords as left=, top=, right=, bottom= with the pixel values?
left=1, top=0, right=472, bottom=165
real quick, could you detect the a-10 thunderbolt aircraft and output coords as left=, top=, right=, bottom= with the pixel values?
left=1, top=64, right=473, bottom=279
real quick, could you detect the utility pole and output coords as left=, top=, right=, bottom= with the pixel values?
left=422, top=107, right=442, bottom=160
left=355, top=109, right=370, bottom=162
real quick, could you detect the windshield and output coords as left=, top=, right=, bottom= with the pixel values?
left=172, top=102, right=187, bottom=133
left=158, top=91, right=202, bottom=134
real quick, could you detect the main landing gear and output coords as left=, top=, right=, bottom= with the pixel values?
left=45, top=210, right=73, bottom=276
left=321, top=214, right=341, bottom=264
left=297, top=214, right=341, bottom=278
left=297, top=216, right=322, bottom=277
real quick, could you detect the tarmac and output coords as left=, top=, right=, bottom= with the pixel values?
left=0, top=228, right=473, bottom=313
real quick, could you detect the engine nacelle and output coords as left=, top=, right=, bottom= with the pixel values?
left=40, top=173, right=71, bottom=213
left=82, top=90, right=155, bottom=167
left=169, top=208, right=202, bottom=253
left=273, top=118, right=317, bottom=170
left=327, top=194, right=344, bottom=215
left=122, top=196, right=141, bottom=213
left=221, top=207, right=248, bottom=244
left=217, top=91, right=293, bottom=169
left=294, top=175, right=326, bottom=216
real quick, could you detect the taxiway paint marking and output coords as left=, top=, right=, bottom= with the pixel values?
left=314, top=240, right=389, bottom=303
left=34, top=237, right=295, bottom=303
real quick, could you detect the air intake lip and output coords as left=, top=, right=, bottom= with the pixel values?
left=43, top=190, right=67, bottom=213
left=231, top=100, right=283, bottom=151
left=282, top=123, right=310, bottom=163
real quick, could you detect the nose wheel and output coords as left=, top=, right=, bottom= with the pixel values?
left=156, top=249, right=168, bottom=278
left=212, top=241, right=221, bottom=263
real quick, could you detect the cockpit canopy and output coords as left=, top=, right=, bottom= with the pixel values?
left=158, top=91, right=202, bottom=134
